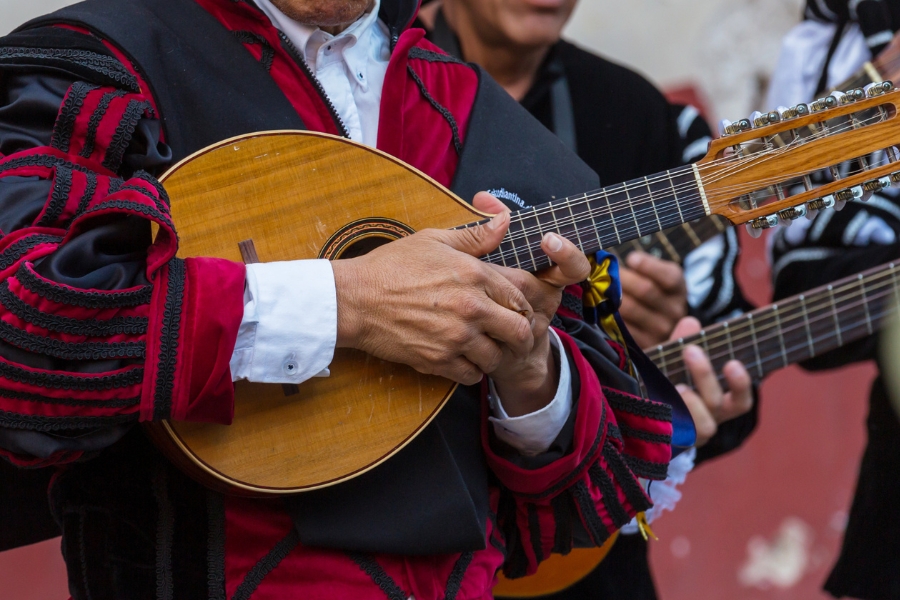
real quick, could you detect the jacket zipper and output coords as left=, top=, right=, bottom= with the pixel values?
left=278, top=31, right=350, bottom=138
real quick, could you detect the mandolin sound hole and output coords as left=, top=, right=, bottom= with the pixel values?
left=319, top=217, right=416, bottom=260
left=336, top=235, right=393, bottom=259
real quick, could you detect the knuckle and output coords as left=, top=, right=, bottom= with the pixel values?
left=458, top=296, right=484, bottom=321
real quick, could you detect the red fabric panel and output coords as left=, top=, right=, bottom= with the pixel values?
left=377, top=32, right=478, bottom=188
left=223, top=494, right=501, bottom=599
left=193, top=0, right=340, bottom=135
left=171, top=257, right=243, bottom=424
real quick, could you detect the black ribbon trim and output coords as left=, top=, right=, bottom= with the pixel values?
left=51, top=81, right=100, bottom=153
left=16, top=263, right=152, bottom=309
left=102, top=99, right=151, bottom=172
left=0, top=407, right=136, bottom=432
left=80, top=89, right=128, bottom=159
left=231, top=529, right=300, bottom=600
left=0, top=358, right=142, bottom=391
left=0, top=319, right=144, bottom=360
left=0, top=280, right=147, bottom=336
left=602, top=444, right=653, bottom=514
left=152, top=258, right=184, bottom=421
left=347, top=552, right=408, bottom=600
left=37, top=166, right=74, bottom=227
left=0, top=47, right=139, bottom=91
left=604, top=387, right=673, bottom=422
left=0, top=235, right=63, bottom=271
left=406, top=64, right=463, bottom=155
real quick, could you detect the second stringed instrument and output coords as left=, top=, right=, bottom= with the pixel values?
left=146, top=84, right=900, bottom=495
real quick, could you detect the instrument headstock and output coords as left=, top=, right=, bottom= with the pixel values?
left=698, top=82, right=900, bottom=237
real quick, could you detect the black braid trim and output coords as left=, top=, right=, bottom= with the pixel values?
left=570, top=481, right=610, bottom=547
left=550, top=314, right=564, bottom=329
left=206, top=491, right=226, bottom=600
left=0, top=319, right=144, bottom=360
left=231, top=30, right=275, bottom=72
left=153, top=467, right=174, bottom=600
left=0, top=47, right=139, bottom=91
left=526, top=503, right=544, bottom=564
left=117, top=183, right=170, bottom=216
left=408, top=46, right=466, bottom=65
left=107, top=178, right=123, bottom=194
left=70, top=171, right=98, bottom=225
left=587, top=462, right=631, bottom=528
left=51, top=81, right=99, bottom=152
left=617, top=423, right=672, bottom=445
left=347, top=552, right=408, bottom=600
left=80, top=198, right=174, bottom=232
left=231, top=529, right=300, bottom=600
left=624, top=454, right=669, bottom=481
left=406, top=64, right=463, bottom=155
left=509, top=400, right=607, bottom=501
left=38, top=166, right=73, bottom=226
left=0, top=235, right=62, bottom=271
left=0, top=281, right=147, bottom=336
left=606, top=423, right=623, bottom=442
left=0, top=408, right=136, bottom=432
left=444, top=551, right=474, bottom=600
left=102, top=99, right=150, bottom=172
left=0, top=154, right=98, bottom=179
left=602, top=445, right=652, bottom=513
left=132, top=171, right=171, bottom=210
left=559, top=290, right=583, bottom=319
left=0, top=359, right=142, bottom=390
left=152, top=258, right=185, bottom=421
left=0, top=386, right=139, bottom=408
left=80, top=89, right=128, bottom=159
left=604, top=388, right=673, bottom=422
left=550, top=492, right=574, bottom=554
left=16, top=264, right=152, bottom=308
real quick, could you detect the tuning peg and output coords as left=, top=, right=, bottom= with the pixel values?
left=777, top=204, right=807, bottom=225
left=810, top=95, right=838, bottom=112
left=832, top=88, right=865, bottom=105
left=751, top=110, right=781, bottom=128
left=865, top=81, right=894, bottom=97
left=807, top=194, right=836, bottom=213
left=745, top=214, right=778, bottom=238
left=891, top=171, right=900, bottom=185
left=720, top=118, right=752, bottom=136
left=863, top=176, right=892, bottom=194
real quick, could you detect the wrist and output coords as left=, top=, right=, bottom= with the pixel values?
left=333, top=259, right=366, bottom=349
left=492, top=334, right=558, bottom=416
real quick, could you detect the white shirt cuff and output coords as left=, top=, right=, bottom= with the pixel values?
left=230, top=260, right=337, bottom=384
left=487, top=329, right=574, bottom=456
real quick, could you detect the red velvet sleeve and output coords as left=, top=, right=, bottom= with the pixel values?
left=0, top=35, right=245, bottom=467
left=482, top=328, right=673, bottom=578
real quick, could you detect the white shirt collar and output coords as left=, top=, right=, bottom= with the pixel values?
left=253, top=0, right=382, bottom=91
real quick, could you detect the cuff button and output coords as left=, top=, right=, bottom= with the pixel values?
left=283, top=360, right=298, bottom=375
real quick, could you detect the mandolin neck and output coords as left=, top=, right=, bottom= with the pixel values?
left=614, top=215, right=730, bottom=263
left=646, top=261, right=900, bottom=387
left=470, top=164, right=709, bottom=271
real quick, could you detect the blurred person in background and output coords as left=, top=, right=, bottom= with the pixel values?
left=417, top=1, right=759, bottom=598
left=768, top=1, right=900, bottom=598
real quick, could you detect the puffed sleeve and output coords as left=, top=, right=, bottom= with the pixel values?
left=0, top=27, right=246, bottom=467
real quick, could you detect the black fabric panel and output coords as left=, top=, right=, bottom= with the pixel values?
left=21, top=0, right=307, bottom=162
left=0, top=176, right=52, bottom=235
left=286, top=387, right=490, bottom=556
left=521, top=41, right=680, bottom=189
left=0, top=460, right=59, bottom=551
left=825, top=375, right=900, bottom=599
left=0, top=73, right=70, bottom=156
left=451, top=66, right=599, bottom=209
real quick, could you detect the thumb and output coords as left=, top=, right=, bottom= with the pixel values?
left=438, top=209, right=510, bottom=257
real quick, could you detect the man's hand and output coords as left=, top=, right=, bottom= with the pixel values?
left=668, top=317, right=753, bottom=446
left=473, top=193, right=591, bottom=416
left=332, top=204, right=535, bottom=386
left=620, top=251, right=687, bottom=348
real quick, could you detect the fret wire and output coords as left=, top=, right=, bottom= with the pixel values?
left=723, top=321, right=735, bottom=361
left=605, top=189, right=623, bottom=245
left=646, top=175, right=663, bottom=234
left=667, top=172, right=686, bottom=226
left=682, top=221, right=702, bottom=247
left=771, top=304, right=789, bottom=368
left=827, top=285, right=843, bottom=347
left=746, top=313, right=764, bottom=379
left=799, top=294, right=815, bottom=357
left=860, top=273, right=873, bottom=335
left=678, top=338, right=692, bottom=388
left=624, top=184, right=641, bottom=239
left=565, top=194, right=587, bottom=251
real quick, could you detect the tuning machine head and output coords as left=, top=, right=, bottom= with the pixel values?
left=810, top=95, right=838, bottom=112
left=777, top=204, right=808, bottom=225
left=745, top=214, right=778, bottom=238
left=720, top=118, right=752, bottom=137
left=865, top=81, right=894, bottom=97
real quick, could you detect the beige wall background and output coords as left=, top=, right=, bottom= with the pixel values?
left=2, top=0, right=806, bottom=121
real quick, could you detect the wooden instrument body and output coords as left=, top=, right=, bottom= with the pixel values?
left=149, top=131, right=483, bottom=494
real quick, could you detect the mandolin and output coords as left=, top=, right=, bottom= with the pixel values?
left=144, top=85, right=900, bottom=495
